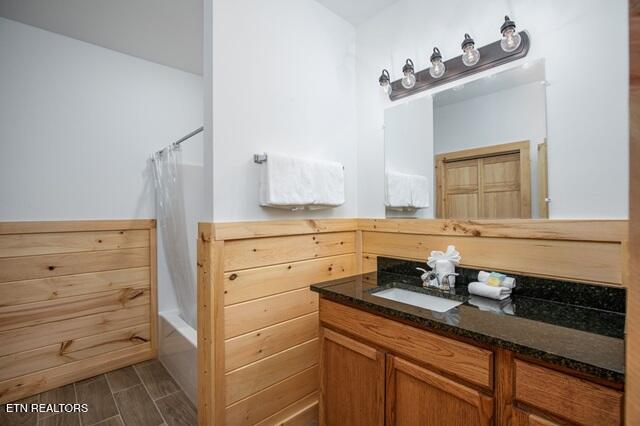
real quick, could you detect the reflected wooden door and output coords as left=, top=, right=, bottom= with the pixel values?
left=436, top=141, right=531, bottom=219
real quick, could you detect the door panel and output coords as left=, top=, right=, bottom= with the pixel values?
left=482, top=153, right=520, bottom=187
left=513, top=408, right=561, bottom=426
left=437, top=141, right=531, bottom=219
left=483, top=190, right=521, bottom=218
left=444, top=159, right=479, bottom=219
left=446, top=193, right=479, bottom=219
left=386, top=355, right=493, bottom=426
left=320, top=328, right=385, bottom=426
left=445, top=159, right=479, bottom=192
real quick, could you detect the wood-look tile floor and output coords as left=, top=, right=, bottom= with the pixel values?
left=0, top=360, right=196, bottom=426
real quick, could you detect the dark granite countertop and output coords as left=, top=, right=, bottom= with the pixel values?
left=310, top=258, right=626, bottom=384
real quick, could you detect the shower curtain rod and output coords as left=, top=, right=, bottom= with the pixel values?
left=154, top=126, right=204, bottom=155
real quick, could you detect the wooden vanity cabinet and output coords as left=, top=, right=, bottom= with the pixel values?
left=320, top=323, right=494, bottom=426
left=320, top=327, right=385, bottom=426
left=386, top=355, right=494, bottom=426
left=513, top=360, right=623, bottom=426
left=319, top=298, right=624, bottom=426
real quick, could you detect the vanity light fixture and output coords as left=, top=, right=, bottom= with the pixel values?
left=401, top=59, right=416, bottom=89
left=378, top=17, right=529, bottom=101
left=461, top=34, right=480, bottom=66
left=500, top=15, right=522, bottom=52
left=379, top=69, right=392, bottom=95
left=429, top=48, right=446, bottom=79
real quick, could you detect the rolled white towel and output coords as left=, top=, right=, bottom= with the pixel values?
left=468, top=281, right=511, bottom=301
left=477, top=271, right=516, bottom=289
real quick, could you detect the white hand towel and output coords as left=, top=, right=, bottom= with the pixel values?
left=309, top=158, right=345, bottom=207
left=259, top=154, right=314, bottom=207
left=477, top=271, right=516, bottom=289
left=385, top=172, right=412, bottom=208
left=410, top=174, right=430, bottom=208
left=427, top=245, right=461, bottom=268
left=468, top=281, right=512, bottom=301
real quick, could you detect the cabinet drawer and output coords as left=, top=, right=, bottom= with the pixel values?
left=319, top=298, right=493, bottom=388
left=513, top=408, right=560, bottom=426
left=514, top=360, right=622, bottom=426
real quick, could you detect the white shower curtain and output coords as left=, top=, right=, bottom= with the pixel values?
left=152, top=145, right=196, bottom=328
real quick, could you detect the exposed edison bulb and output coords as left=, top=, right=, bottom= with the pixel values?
left=500, top=16, right=521, bottom=52
left=378, top=69, right=392, bottom=96
left=429, top=47, right=446, bottom=79
left=402, top=73, right=416, bottom=89
left=461, top=34, right=480, bottom=67
left=501, top=28, right=521, bottom=52
left=401, top=59, right=416, bottom=89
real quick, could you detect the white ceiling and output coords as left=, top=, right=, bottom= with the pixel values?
left=315, top=0, right=400, bottom=26
left=0, top=0, right=203, bottom=75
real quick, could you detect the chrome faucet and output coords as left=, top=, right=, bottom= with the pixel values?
left=440, top=273, right=459, bottom=291
left=424, top=270, right=440, bottom=289
left=416, top=268, right=458, bottom=291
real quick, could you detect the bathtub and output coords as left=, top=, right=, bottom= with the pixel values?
left=158, top=310, right=197, bottom=404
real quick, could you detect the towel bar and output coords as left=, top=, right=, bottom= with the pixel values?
left=253, top=153, right=344, bottom=169
left=254, top=153, right=268, bottom=164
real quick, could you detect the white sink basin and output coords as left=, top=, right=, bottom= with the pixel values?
left=372, top=287, right=463, bottom=313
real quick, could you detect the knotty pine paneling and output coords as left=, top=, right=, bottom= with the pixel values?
left=0, top=229, right=149, bottom=258
left=223, top=231, right=355, bottom=271
left=0, top=220, right=156, bottom=403
left=224, top=287, right=318, bottom=339
left=0, top=267, right=150, bottom=307
left=224, top=366, right=319, bottom=426
left=199, top=218, right=627, bottom=425
left=225, top=312, right=318, bottom=372
left=0, top=247, right=149, bottom=283
left=363, top=231, right=622, bottom=285
left=0, top=324, right=150, bottom=382
left=225, top=338, right=319, bottom=405
left=199, top=224, right=359, bottom=425
left=224, top=254, right=356, bottom=306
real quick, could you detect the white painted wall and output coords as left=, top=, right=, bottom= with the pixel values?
left=356, top=0, right=629, bottom=219
left=0, top=18, right=205, bottom=313
left=210, top=0, right=358, bottom=221
left=434, top=81, right=546, bottom=216
left=434, top=82, right=547, bottom=155
left=384, top=95, right=434, bottom=218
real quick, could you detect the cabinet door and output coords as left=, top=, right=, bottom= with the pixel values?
left=513, top=408, right=561, bottom=426
left=320, top=327, right=385, bottom=426
left=386, top=355, right=494, bottom=426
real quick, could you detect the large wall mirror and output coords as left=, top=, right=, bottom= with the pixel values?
left=433, top=61, right=547, bottom=219
left=385, top=61, right=548, bottom=219
left=383, top=8, right=628, bottom=220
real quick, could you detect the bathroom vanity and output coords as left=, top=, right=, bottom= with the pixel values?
left=311, top=259, right=625, bottom=426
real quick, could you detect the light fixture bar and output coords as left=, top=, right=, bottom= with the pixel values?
left=387, top=31, right=530, bottom=102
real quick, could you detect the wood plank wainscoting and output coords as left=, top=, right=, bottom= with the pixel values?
left=198, top=220, right=359, bottom=426
left=0, top=220, right=158, bottom=404
left=197, top=218, right=627, bottom=425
